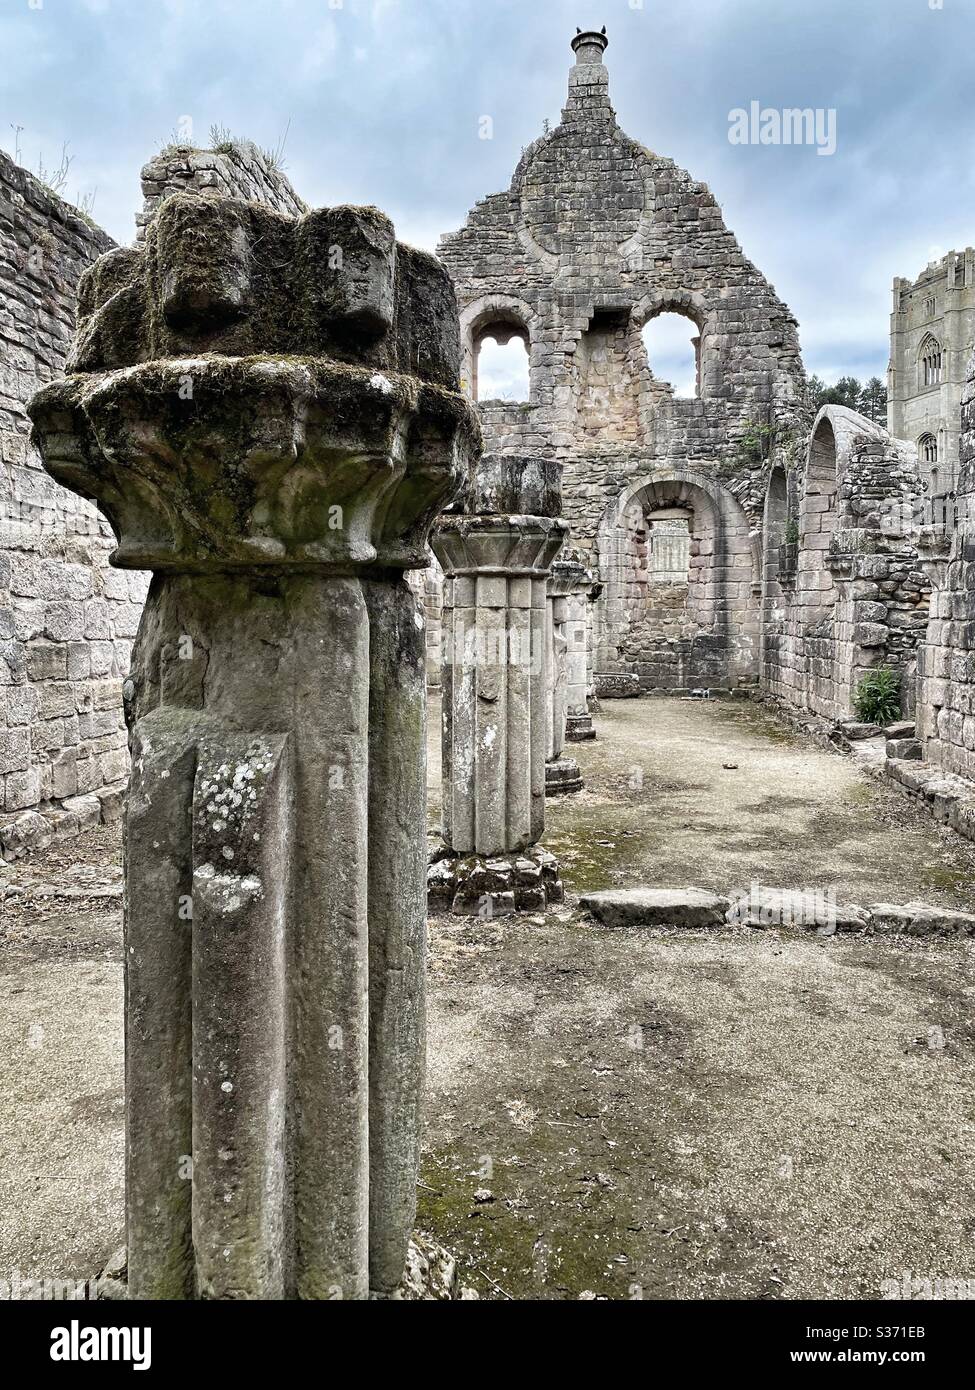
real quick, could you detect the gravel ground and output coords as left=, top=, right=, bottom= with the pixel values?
left=2, top=697, right=974, bottom=1299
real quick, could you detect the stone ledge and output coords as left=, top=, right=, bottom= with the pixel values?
left=579, top=882, right=975, bottom=938
left=885, top=756, right=975, bottom=840
left=0, top=780, right=127, bottom=861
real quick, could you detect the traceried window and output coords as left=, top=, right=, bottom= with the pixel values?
left=920, top=336, right=943, bottom=388
left=919, top=433, right=939, bottom=464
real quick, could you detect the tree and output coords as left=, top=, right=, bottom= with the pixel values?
left=806, top=373, right=887, bottom=421
left=859, top=376, right=888, bottom=424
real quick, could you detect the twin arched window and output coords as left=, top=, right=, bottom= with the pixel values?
left=472, top=320, right=530, bottom=402
left=918, top=433, right=939, bottom=464
left=920, top=335, right=943, bottom=388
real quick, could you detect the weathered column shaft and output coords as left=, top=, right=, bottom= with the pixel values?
left=429, top=456, right=566, bottom=914
left=30, top=191, right=479, bottom=1298
left=545, top=557, right=592, bottom=792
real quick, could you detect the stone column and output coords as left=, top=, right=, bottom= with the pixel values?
left=429, top=455, right=567, bottom=915
left=544, top=559, right=585, bottom=793
left=29, top=192, right=479, bottom=1299
left=556, top=554, right=598, bottom=744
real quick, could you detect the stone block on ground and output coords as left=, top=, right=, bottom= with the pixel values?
left=867, top=902, right=975, bottom=937
left=886, top=738, right=921, bottom=760
left=726, top=887, right=867, bottom=933
left=0, top=809, right=52, bottom=860
left=579, top=887, right=729, bottom=929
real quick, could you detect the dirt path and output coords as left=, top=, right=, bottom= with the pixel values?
left=540, top=696, right=975, bottom=908
left=422, top=696, right=975, bottom=1298
left=2, top=697, right=974, bottom=1298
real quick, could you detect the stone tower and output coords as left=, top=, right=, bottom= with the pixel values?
left=438, top=29, right=805, bottom=696
left=888, top=249, right=975, bottom=510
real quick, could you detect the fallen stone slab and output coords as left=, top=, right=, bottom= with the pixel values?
left=726, top=887, right=868, bottom=933
left=885, top=720, right=916, bottom=740
left=579, top=888, right=729, bottom=929
left=0, top=810, right=53, bottom=861
left=867, top=902, right=975, bottom=937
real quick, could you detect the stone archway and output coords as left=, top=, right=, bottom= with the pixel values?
left=594, top=466, right=759, bottom=692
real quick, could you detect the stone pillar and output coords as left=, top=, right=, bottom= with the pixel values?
left=29, top=192, right=479, bottom=1299
left=429, top=455, right=567, bottom=915
left=557, top=556, right=598, bottom=743
left=544, top=559, right=585, bottom=794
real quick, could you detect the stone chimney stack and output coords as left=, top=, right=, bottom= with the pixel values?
left=567, top=28, right=612, bottom=117
left=570, top=28, right=609, bottom=65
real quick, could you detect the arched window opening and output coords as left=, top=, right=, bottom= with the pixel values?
left=918, top=433, right=939, bottom=464
left=763, top=467, right=791, bottom=590
left=800, top=419, right=838, bottom=617
left=920, top=335, right=943, bottom=388
left=472, top=320, right=529, bottom=403
left=642, top=312, right=700, bottom=398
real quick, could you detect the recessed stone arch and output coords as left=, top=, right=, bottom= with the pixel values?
left=593, top=465, right=758, bottom=691
left=800, top=411, right=840, bottom=626
left=760, top=465, right=791, bottom=695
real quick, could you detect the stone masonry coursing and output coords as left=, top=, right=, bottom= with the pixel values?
left=0, top=31, right=961, bottom=856
left=0, top=141, right=307, bottom=857
left=914, top=349, right=975, bottom=782
left=437, top=31, right=806, bottom=694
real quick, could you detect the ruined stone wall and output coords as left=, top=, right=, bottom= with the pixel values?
left=762, top=406, right=927, bottom=722
left=438, top=32, right=804, bottom=693
left=0, top=149, right=143, bottom=845
left=137, top=140, right=307, bottom=240
left=916, top=351, right=975, bottom=778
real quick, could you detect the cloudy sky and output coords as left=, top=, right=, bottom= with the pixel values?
left=2, top=0, right=972, bottom=392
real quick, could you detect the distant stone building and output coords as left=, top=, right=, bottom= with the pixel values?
left=888, top=248, right=975, bottom=509
left=437, top=29, right=805, bottom=694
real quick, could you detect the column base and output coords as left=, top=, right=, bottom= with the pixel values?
left=565, top=713, right=596, bottom=742
left=428, top=846, right=564, bottom=917
left=545, top=756, right=583, bottom=795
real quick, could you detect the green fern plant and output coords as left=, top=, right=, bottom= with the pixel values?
left=853, top=667, right=901, bottom=726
